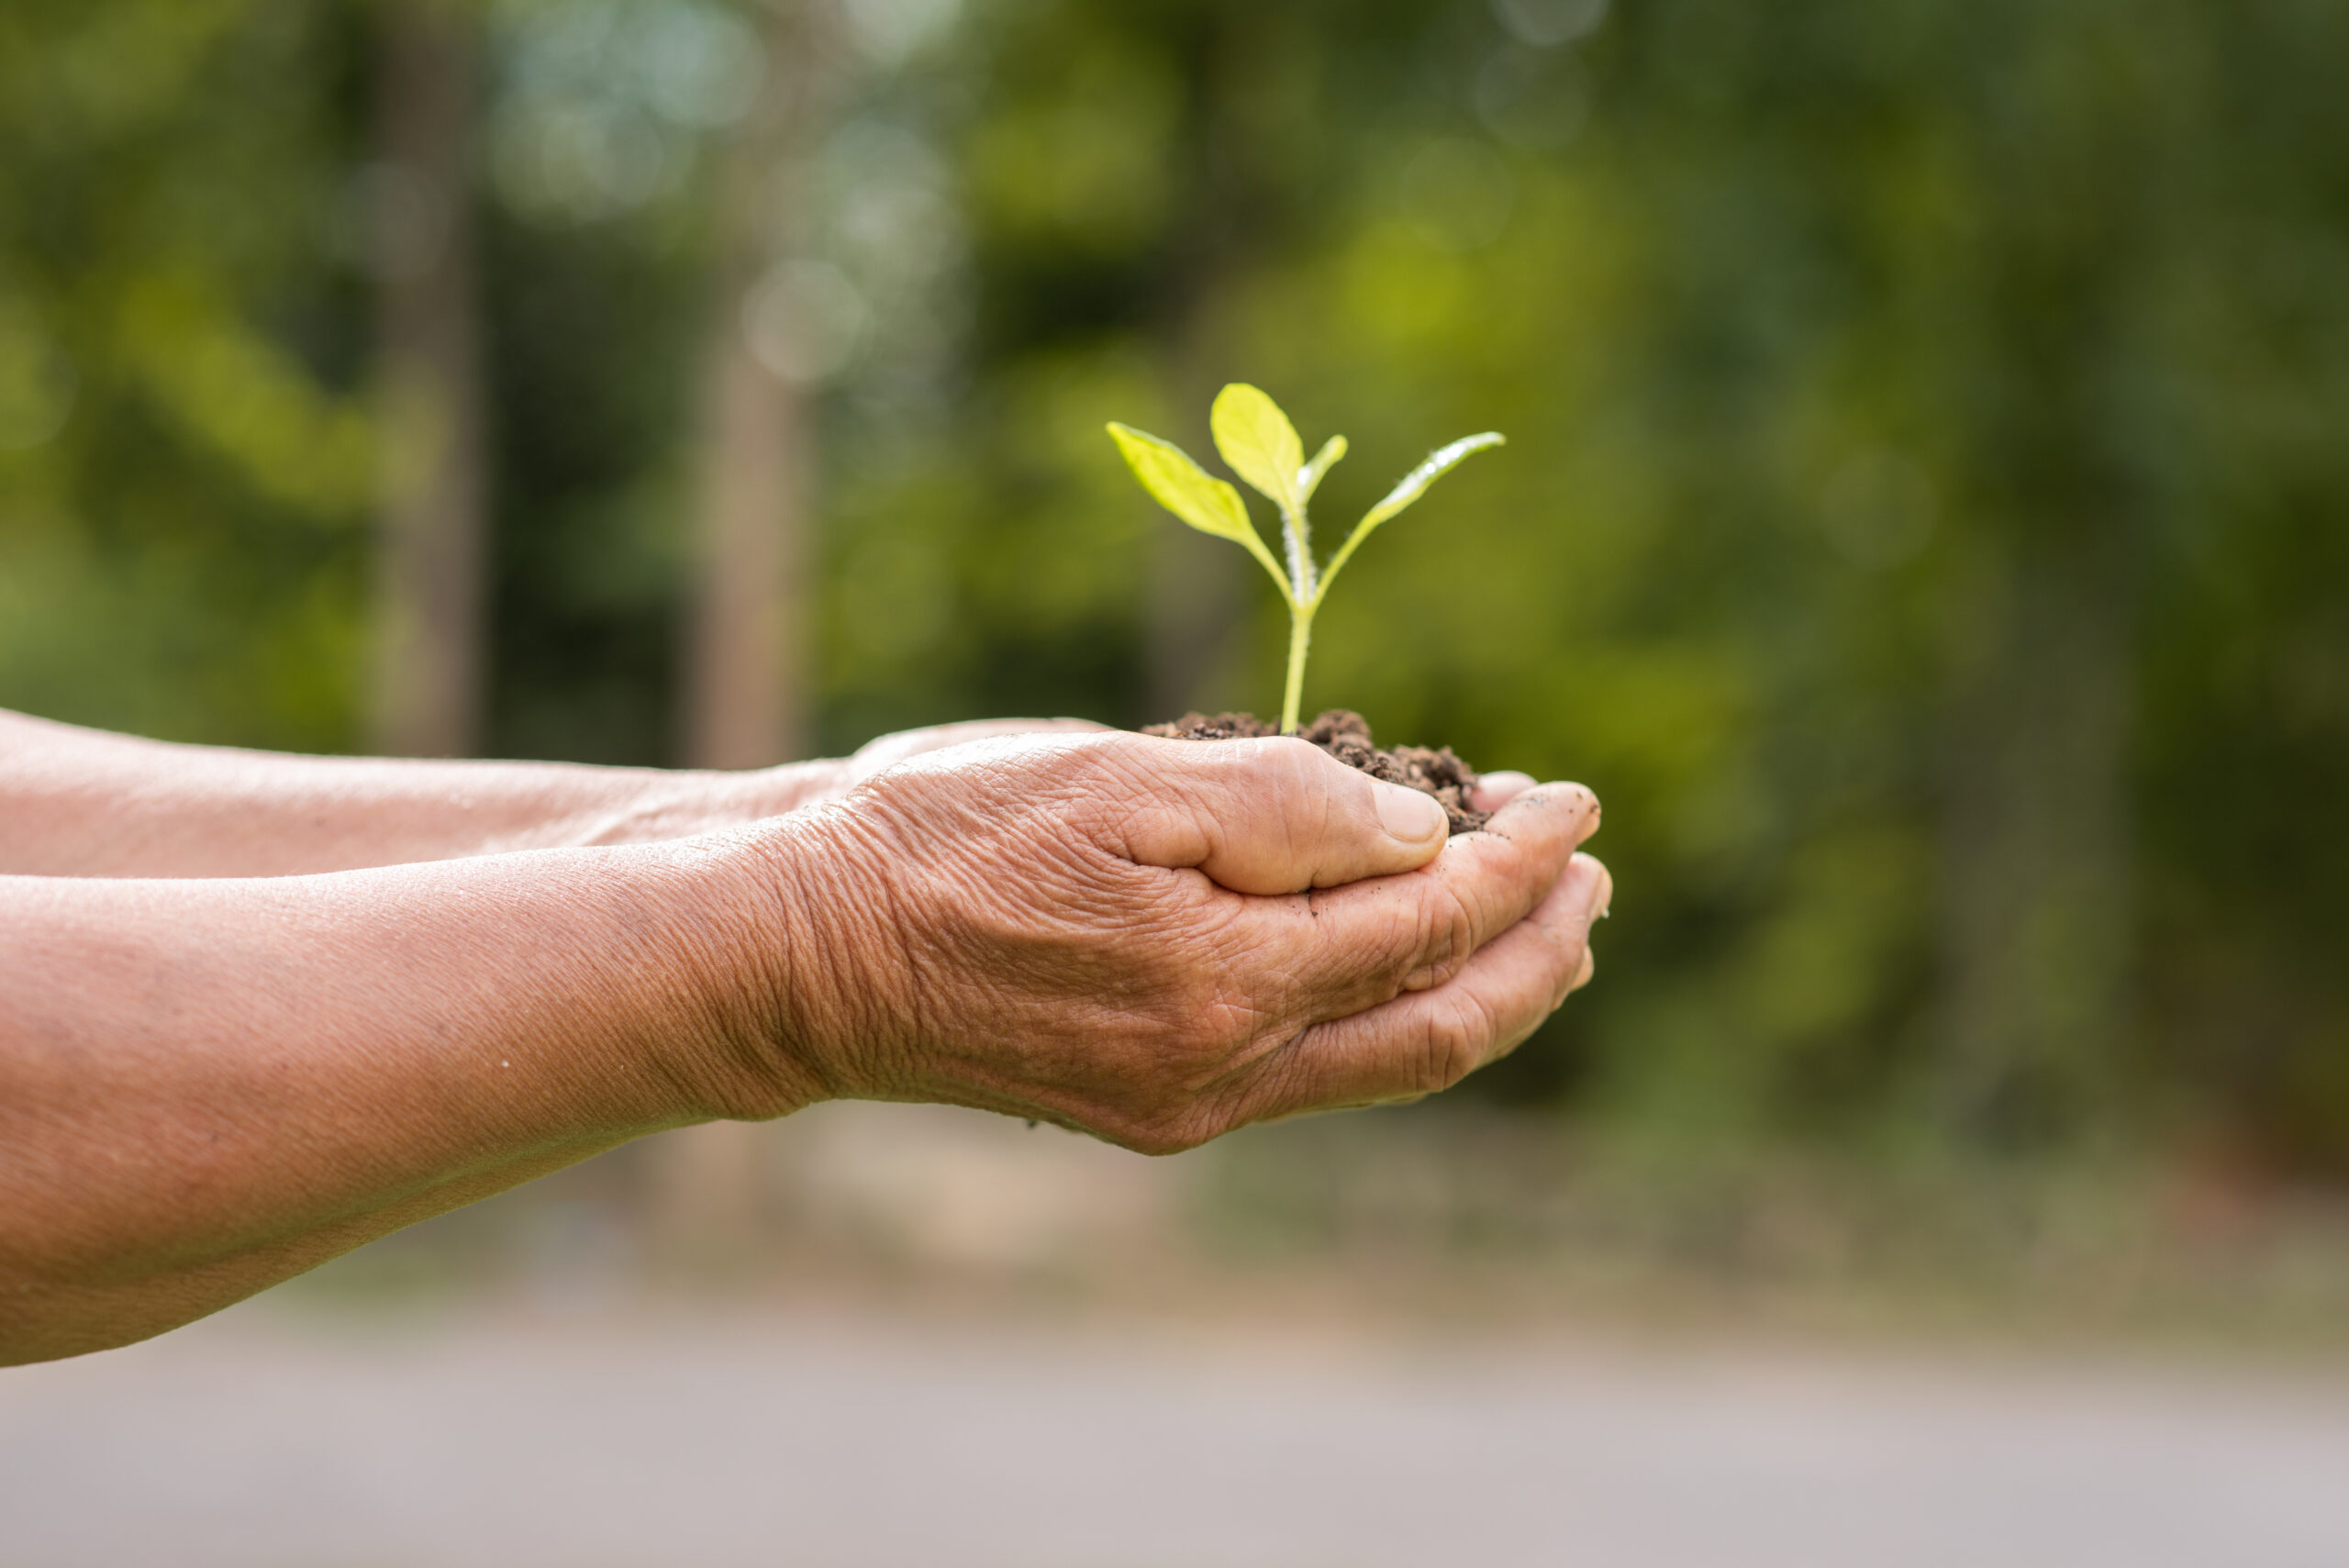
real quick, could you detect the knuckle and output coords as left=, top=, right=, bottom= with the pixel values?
left=1412, top=881, right=1479, bottom=980
left=1190, top=998, right=1260, bottom=1059
left=1261, top=734, right=1330, bottom=781
left=1264, top=736, right=1345, bottom=814
left=1413, top=996, right=1495, bottom=1095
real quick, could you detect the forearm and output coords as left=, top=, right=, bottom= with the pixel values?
left=0, top=708, right=843, bottom=878
left=0, top=836, right=821, bottom=1364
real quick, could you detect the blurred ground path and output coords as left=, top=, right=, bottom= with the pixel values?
left=5, top=1305, right=2347, bottom=1568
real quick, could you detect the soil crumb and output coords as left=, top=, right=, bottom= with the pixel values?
left=1141, top=709, right=1489, bottom=834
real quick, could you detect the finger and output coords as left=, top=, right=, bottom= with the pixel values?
left=1106, top=734, right=1452, bottom=895
left=1469, top=770, right=1538, bottom=814
left=1222, top=780, right=1602, bottom=1025
left=1243, top=853, right=1610, bottom=1119
left=1404, top=782, right=1601, bottom=990
left=1489, top=875, right=1605, bottom=1060
left=850, top=718, right=1108, bottom=781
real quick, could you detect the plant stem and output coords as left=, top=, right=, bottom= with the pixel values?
left=1277, top=504, right=1317, bottom=605
left=1280, top=603, right=1314, bottom=734
left=1277, top=502, right=1319, bottom=735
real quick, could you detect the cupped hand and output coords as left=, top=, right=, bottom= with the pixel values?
left=740, top=731, right=1607, bottom=1153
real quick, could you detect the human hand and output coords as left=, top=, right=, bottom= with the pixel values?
left=734, top=732, right=1607, bottom=1152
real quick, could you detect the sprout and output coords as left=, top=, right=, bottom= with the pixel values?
left=1108, top=384, right=1504, bottom=734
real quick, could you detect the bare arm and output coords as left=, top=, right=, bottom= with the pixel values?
left=0, top=731, right=1604, bottom=1365
left=0, top=707, right=1092, bottom=878
left=0, top=834, right=811, bottom=1365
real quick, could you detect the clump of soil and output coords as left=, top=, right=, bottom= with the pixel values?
left=1141, top=709, right=1489, bottom=834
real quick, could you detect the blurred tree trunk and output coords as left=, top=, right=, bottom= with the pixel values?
left=685, top=2, right=830, bottom=773
left=653, top=0, right=839, bottom=1264
left=1143, top=15, right=1290, bottom=720
left=1930, top=37, right=2155, bottom=1148
left=369, top=0, right=486, bottom=759
left=1938, top=529, right=2139, bottom=1143
left=688, top=331, right=807, bottom=769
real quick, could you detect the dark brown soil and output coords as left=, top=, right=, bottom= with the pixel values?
left=1141, top=709, right=1489, bottom=834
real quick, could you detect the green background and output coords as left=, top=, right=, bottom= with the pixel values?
left=4, top=0, right=2345, bottom=1176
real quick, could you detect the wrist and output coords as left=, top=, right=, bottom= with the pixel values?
left=662, top=807, right=883, bottom=1121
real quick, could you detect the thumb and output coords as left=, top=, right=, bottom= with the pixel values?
left=1107, top=734, right=1450, bottom=895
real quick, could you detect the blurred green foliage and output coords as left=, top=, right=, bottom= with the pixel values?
left=0, top=0, right=369, bottom=749
left=3, top=0, right=2345, bottom=1167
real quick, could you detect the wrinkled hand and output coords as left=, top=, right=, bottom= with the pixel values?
left=743, top=731, right=1607, bottom=1153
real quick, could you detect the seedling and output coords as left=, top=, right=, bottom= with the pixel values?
left=1108, top=385, right=1503, bottom=734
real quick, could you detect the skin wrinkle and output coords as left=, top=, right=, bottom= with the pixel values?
left=1188, top=995, right=1305, bottom=1107
left=600, top=858, right=758, bottom=1119
left=1435, top=985, right=1508, bottom=1091
left=734, top=817, right=852, bottom=1106
left=1222, top=895, right=1382, bottom=1034
left=916, top=915, right=1163, bottom=1095
left=793, top=804, right=937, bottom=1103
left=1270, top=863, right=1472, bottom=1013
left=1406, top=873, right=1481, bottom=993
left=717, top=845, right=839, bottom=1115
left=725, top=817, right=884, bottom=1116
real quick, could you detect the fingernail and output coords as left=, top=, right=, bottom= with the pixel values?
left=1375, top=782, right=1448, bottom=843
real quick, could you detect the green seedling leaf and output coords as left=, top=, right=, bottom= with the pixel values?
left=1107, top=420, right=1294, bottom=602
left=1317, top=431, right=1506, bottom=601
left=1209, top=384, right=1306, bottom=515
left=1107, top=420, right=1252, bottom=540
left=1358, top=431, right=1507, bottom=532
left=1298, top=435, right=1348, bottom=504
